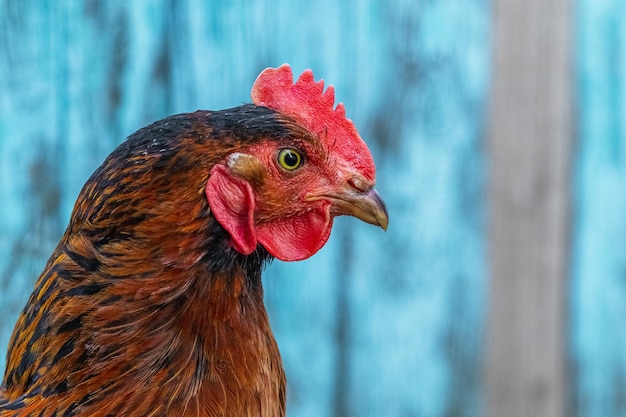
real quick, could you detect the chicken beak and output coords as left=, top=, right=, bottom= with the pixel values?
left=335, top=187, right=389, bottom=231
left=310, top=186, right=389, bottom=231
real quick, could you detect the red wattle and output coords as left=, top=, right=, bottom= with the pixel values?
left=256, top=208, right=333, bottom=262
left=207, top=164, right=334, bottom=261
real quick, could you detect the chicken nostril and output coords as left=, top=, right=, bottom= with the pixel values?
left=348, top=176, right=370, bottom=193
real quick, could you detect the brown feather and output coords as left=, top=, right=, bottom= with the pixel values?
left=1, top=107, right=294, bottom=416
left=1, top=66, right=387, bottom=416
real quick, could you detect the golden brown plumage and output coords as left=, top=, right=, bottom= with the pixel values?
left=0, top=65, right=387, bottom=416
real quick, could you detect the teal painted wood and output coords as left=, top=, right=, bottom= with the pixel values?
left=0, top=2, right=489, bottom=416
left=572, top=1, right=626, bottom=416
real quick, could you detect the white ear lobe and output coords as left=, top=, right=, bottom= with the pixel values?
left=226, top=152, right=247, bottom=168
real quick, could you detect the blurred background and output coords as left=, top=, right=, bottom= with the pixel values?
left=0, top=1, right=624, bottom=416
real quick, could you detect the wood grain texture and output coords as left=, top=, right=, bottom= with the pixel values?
left=486, top=0, right=572, bottom=416
left=572, top=2, right=626, bottom=416
left=0, top=2, right=490, bottom=416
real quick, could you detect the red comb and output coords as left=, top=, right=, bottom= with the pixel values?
left=251, top=64, right=375, bottom=181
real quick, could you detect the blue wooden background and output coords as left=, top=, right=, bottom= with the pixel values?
left=0, top=1, right=623, bottom=417
left=572, top=0, right=626, bottom=415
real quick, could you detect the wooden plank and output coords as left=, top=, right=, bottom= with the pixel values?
left=572, top=2, right=626, bottom=416
left=486, top=0, right=572, bottom=416
left=0, top=3, right=490, bottom=416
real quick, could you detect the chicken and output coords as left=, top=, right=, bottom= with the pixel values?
left=0, top=64, right=388, bottom=416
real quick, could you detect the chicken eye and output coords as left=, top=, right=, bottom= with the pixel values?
left=277, top=148, right=303, bottom=171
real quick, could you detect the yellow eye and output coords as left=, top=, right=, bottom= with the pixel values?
left=277, top=148, right=303, bottom=171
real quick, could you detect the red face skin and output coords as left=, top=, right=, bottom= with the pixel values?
left=206, top=138, right=386, bottom=261
left=207, top=65, right=388, bottom=261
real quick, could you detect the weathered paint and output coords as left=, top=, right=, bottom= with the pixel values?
left=0, top=2, right=488, bottom=416
left=572, top=1, right=626, bottom=416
